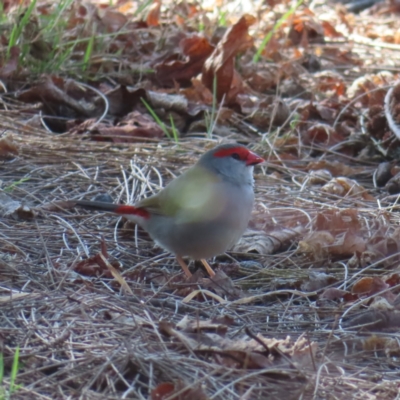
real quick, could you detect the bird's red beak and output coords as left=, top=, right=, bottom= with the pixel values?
left=246, top=151, right=264, bottom=166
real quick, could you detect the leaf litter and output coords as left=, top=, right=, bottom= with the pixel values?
left=1, top=0, right=400, bottom=398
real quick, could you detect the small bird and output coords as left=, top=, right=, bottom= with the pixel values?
left=75, top=144, right=264, bottom=277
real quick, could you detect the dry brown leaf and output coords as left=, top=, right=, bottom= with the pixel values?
left=150, top=381, right=208, bottom=400
left=288, top=15, right=325, bottom=46
left=314, top=71, right=346, bottom=96
left=363, top=335, right=400, bottom=356
left=180, top=35, right=213, bottom=61
left=73, top=240, right=123, bottom=280
left=330, top=231, right=367, bottom=256
left=17, top=75, right=96, bottom=132
left=234, top=227, right=303, bottom=254
left=0, top=46, right=20, bottom=79
left=321, top=20, right=343, bottom=38
left=297, top=231, right=335, bottom=260
left=200, top=270, right=241, bottom=300
left=351, top=276, right=396, bottom=305
left=0, top=136, right=19, bottom=160
left=347, top=73, right=389, bottom=107
left=319, top=287, right=349, bottom=301
left=0, top=192, right=34, bottom=219
left=233, top=289, right=315, bottom=305
left=352, top=277, right=387, bottom=295
left=364, top=228, right=400, bottom=263
left=385, top=273, right=400, bottom=287
left=301, top=271, right=336, bottom=292
left=345, top=310, right=400, bottom=330
left=180, top=78, right=213, bottom=104
left=94, top=123, right=164, bottom=142
left=147, top=91, right=188, bottom=113
left=151, top=382, right=175, bottom=400
left=96, top=252, right=133, bottom=295
left=302, top=124, right=345, bottom=148
left=385, top=172, right=400, bottom=194
left=176, top=315, right=232, bottom=335
left=236, top=94, right=290, bottom=128
left=159, top=320, right=317, bottom=370
left=155, top=35, right=214, bottom=86
left=321, top=177, right=375, bottom=200
left=92, top=112, right=164, bottom=142
left=146, top=0, right=161, bottom=27
left=202, top=14, right=255, bottom=101
left=307, top=160, right=360, bottom=177
left=242, top=64, right=280, bottom=92
left=99, top=10, right=128, bottom=32
left=314, top=209, right=361, bottom=233
left=73, top=256, right=110, bottom=277
left=305, top=169, right=333, bottom=185
left=375, top=162, right=393, bottom=187
left=369, top=296, right=395, bottom=311
left=104, top=86, right=146, bottom=116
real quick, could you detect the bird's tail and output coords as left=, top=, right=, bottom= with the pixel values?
left=75, top=200, right=150, bottom=219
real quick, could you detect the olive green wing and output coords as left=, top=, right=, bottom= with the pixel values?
left=135, top=166, right=224, bottom=222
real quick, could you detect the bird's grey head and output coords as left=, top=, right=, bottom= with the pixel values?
left=198, top=144, right=264, bottom=186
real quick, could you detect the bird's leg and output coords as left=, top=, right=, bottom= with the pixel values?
left=176, top=255, right=192, bottom=277
left=201, top=259, right=216, bottom=277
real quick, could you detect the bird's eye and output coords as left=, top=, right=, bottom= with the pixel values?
left=231, top=153, right=241, bottom=160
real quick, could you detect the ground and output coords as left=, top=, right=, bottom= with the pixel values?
left=1, top=0, right=400, bottom=399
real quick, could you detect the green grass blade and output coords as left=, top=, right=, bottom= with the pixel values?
left=134, top=0, right=153, bottom=17
left=9, top=347, right=19, bottom=394
left=82, top=29, right=95, bottom=72
left=4, top=177, right=30, bottom=193
left=206, top=75, right=218, bottom=138
left=141, top=98, right=171, bottom=139
left=43, top=0, right=73, bottom=34
left=7, top=0, right=37, bottom=58
left=0, top=353, right=3, bottom=385
left=253, top=0, right=304, bottom=63
left=169, top=114, right=179, bottom=143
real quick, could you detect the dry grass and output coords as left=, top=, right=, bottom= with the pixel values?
left=1, top=0, right=400, bottom=398
left=0, top=122, right=399, bottom=400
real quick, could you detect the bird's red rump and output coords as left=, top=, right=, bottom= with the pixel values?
left=115, top=205, right=150, bottom=219
left=214, top=146, right=264, bottom=166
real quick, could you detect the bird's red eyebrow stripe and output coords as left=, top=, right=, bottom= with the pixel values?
left=214, top=147, right=265, bottom=166
left=214, top=147, right=248, bottom=159
left=114, top=205, right=150, bottom=219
